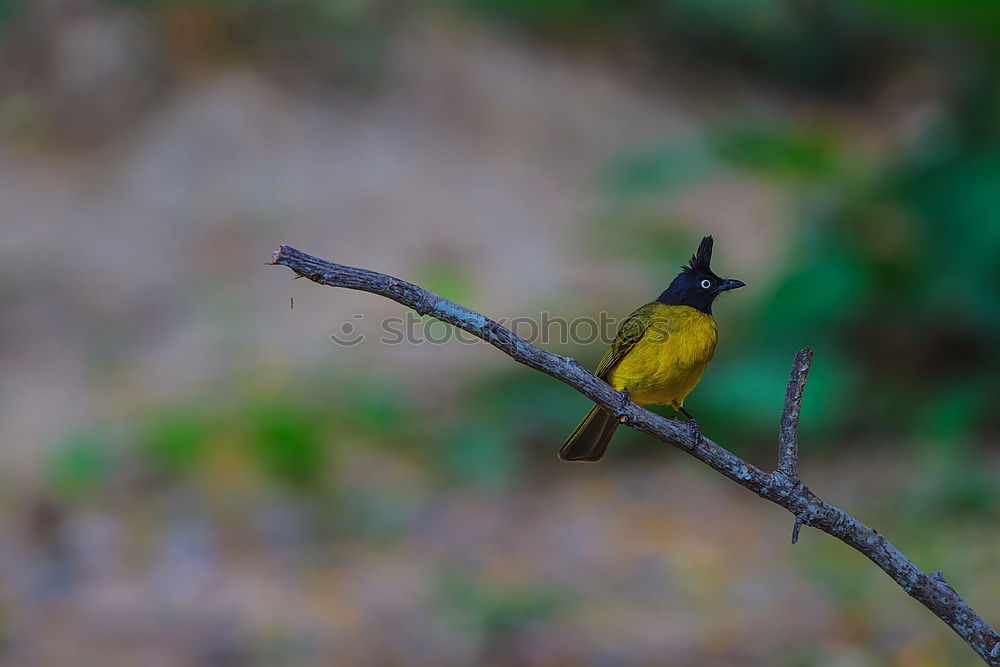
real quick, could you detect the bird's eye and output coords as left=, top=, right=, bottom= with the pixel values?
left=700, top=279, right=711, bottom=289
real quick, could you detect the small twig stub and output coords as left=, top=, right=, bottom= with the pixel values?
left=791, top=514, right=805, bottom=544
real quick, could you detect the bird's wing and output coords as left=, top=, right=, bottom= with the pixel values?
left=594, top=302, right=664, bottom=379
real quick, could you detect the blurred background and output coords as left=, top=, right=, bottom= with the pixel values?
left=2, top=0, right=1000, bottom=664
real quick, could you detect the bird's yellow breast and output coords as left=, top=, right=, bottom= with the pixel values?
left=606, top=304, right=718, bottom=407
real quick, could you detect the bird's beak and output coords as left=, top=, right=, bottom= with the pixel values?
left=718, top=278, right=746, bottom=292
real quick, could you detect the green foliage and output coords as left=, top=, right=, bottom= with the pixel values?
left=45, top=371, right=437, bottom=500
left=47, top=432, right=116, bottom=498
left=712, top=121, right=848, bottom=182
left=139, top=409, right=210, bottom=475
left=247, top=398, right=329, bottom=489
left=861, top=0, right=1000, bottom=42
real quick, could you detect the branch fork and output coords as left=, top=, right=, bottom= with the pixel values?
left=271, top=245, right=1000, bottom=664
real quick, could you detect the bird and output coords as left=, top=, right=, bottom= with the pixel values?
left=559, top=236, right=745, bottom=462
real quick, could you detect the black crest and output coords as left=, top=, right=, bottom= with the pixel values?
left=683, top=236, right=714, bottom=274
left=657, top=234, right=744, bottom=314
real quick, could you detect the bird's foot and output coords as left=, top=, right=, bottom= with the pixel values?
left=686, top=418, right=702, bottom=445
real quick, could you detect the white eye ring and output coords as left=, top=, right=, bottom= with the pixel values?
left=700, top=279, right=712, bottom=289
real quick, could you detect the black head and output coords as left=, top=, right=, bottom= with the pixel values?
left=657, top=236, right=745, bottom=314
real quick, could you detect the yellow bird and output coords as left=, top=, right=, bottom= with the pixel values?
left=559, top=236, right=745, bottom=462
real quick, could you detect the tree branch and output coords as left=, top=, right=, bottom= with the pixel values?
left=777, top=348, right=812, bottom=480
left=270, top=244, right=1000, bottom=664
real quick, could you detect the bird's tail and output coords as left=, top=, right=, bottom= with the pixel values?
left=558, top=405, right=620, bottom=462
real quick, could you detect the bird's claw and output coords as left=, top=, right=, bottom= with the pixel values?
left=686, top=418, right=701, bottom=445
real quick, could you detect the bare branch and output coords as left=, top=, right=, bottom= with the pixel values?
left=270, top=244, right=1000, bottom=665
left=777, top=348, right=812, bottom=480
